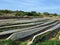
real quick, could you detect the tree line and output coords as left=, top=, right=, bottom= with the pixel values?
left=0, top=10, right=59, bottom=17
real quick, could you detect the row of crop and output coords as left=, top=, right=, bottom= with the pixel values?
left=0, top=30, right=59, bottom=45
left=0, top=24, right=38, bottom=32
left=31, top=29, right=60, bottom=45
left=0, top=20, right=48, bottom=32
left=0, top=19, right=48, bottom=27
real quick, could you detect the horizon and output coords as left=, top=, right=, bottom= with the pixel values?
left=0, top=0, right=60, bottom=14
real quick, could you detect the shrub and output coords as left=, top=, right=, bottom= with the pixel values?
left=0, top=40, right=18, bottom=45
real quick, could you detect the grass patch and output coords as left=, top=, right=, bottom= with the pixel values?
left=19, top=41, right=27, bottom=45
left=31, top=40, right=60, bottom=45
left=0, top=40, right=18, bottom=45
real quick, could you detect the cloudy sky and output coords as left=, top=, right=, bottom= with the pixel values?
left=0, top=0, right=60, bottom=14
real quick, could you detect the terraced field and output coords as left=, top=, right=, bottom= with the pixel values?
left=0, top=18, right=60, bottom=45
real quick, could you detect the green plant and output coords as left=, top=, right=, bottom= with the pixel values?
left=19, top=41, right=27, bottom=45
left=0, top=40, right=18, bottom=45
left=31, top=40, right=60, bottom=45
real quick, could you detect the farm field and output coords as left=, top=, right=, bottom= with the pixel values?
left=0, top=0, right=60, bottom=45
left=0, top=17, right=60, bottom=45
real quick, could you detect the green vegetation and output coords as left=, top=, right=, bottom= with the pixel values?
left=0, top=40, right=18, bottom=45
left=0, top=10, right=59, bottom=17
left=15, top=11, right=25, bottom=16
left=0, top=10, right=13, bottom=13
left=0, top=40, right=60, bottom=45
left=55, top=31, right=60, bottom=40
left=19, top=41, right=27, bottom=45
left=0, top=31, right=60, bottom=45
left=31, top=30, right=60, bottom=45
left=33, top=31, right=51, bottom=42
left=31, top=40, right=60, bottom=45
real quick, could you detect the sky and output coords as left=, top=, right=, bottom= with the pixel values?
left=0, top=0, right=60, bottom=14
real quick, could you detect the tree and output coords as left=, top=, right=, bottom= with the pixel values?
left=26, top=12, right=33, bottom=16
left=15, top=12, right=25, bottom=16
left=0, top=10, right=13, bottom=13
left=53, top=13, right=57, bottom=16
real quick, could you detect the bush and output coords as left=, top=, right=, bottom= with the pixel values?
left=15, top=12, right=25, bottom=16
left=31, top=40, right=60, bottom=45
left=0, top=40, right=18, bottom=45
